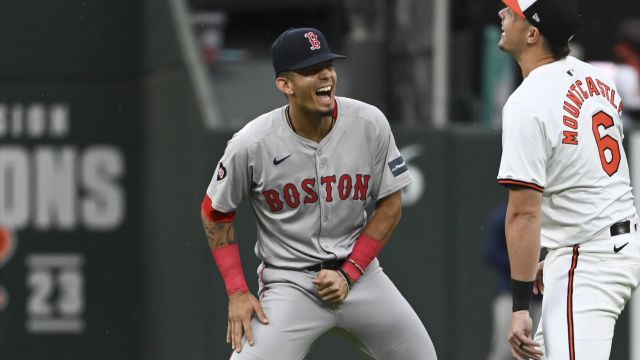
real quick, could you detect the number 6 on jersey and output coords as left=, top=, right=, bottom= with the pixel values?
left=592, top=111, right=621, bottom=177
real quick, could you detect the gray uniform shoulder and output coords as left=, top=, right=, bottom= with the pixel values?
left=337, top=97, right=390, bottom=131
left=228, top=106, right=284, bottom=149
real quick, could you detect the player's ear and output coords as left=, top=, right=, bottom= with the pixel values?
left=526, top=25, right=541, bottom=46
left=275, top=74, right=295, bottom=96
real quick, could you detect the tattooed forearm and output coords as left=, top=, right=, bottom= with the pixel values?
left=201, top=210, right=236, bottom=249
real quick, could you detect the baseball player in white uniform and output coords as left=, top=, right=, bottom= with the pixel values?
left=496, top=1, right=640, bottom=359
left=200, top=27, right=437, bottom=359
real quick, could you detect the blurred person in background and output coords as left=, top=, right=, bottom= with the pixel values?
left=484, top=204, right=541, bottom=360
left=201, top=27, right=438, bottom=359
left=614, top=18, right=640, bottom=125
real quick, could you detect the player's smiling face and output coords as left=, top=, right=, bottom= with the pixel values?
left=288, top=61, right=337, bottom=116
left=498, top=7, right=530, bottom=56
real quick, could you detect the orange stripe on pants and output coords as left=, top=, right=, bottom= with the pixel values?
left=566, top=245, right=580, bottom=360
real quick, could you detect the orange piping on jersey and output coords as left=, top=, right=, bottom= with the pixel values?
left=567, top=245, right=580, bottom=360
left=497, top=179, right=544, bottom=192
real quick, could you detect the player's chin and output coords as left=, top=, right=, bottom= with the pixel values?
left=316, top=100, right=334, bottom=116
left=497, top=40, right=510, bottom=53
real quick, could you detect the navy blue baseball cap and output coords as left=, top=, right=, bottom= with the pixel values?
left=271, top=27, right=346, bottom=76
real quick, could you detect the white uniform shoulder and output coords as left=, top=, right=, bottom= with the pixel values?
left=508, top=58, right=567, bottom=105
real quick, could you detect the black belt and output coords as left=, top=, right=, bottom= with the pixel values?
left=264, top=259, right=346, bottom=272
left=305, top=259, right=346, bottom=271
left=610, top=220, right=631, bottom=236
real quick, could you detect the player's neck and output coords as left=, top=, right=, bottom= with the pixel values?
left=287, top=106, right=335, bottom=143
left=517, top=48, right=556, bottom=78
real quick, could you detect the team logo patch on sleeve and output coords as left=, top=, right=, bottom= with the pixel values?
left=216, top=162, right=227, bottom=181
left=388, top=156, right=408, bottom=177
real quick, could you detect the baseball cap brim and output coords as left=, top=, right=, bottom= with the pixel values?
left=501, top=0, right=525, bottom=17
left=288, top=52, right=346, bottom=72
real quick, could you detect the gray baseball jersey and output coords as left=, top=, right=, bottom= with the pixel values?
left=206, top=96, right=411, bottom=269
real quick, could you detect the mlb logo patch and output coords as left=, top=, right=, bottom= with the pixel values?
left=388, top=156, right=408, bottom=177
left=216, top=162, right=227, bottom=181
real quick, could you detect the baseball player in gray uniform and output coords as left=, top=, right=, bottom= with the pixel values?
left=200, top=27, right=438, bottom=359
left=497, top=0, right=640, bottom=359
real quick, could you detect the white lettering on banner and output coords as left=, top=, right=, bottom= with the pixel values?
left=0, top=103, right=69, bottom=139
left=26, top=253, right=85, bottom=334
left=0, top=101, right=127, bottom=338
left=35, top=147, right=76, bottom=229
left=0, top=147, right=29, bottom=226
left=81, top=146, right=125, bottom=230
left=0, top=146, right=125, bottom=231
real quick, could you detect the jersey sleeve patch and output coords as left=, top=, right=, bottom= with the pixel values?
left=216, top=162, right=227, bottom=181
left=388, top=156, right=408, bottom=177
left=497, top=179, right=544, bottom=192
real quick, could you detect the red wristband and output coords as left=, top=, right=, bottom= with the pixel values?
left=212, top=243, right=249, bottom=296
left=341, top=234, right=384, bottom=283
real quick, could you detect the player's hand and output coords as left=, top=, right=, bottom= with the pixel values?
left=312, top=270, right=349, bottom=304
left=227, top=291, right=269, bottom=353
left=508, top=310, right=543, bottom=360
left=533, top=260, right=545, bottom=295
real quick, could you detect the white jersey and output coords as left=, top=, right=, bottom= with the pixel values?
left=498, top=56, right=636, bottom=249
left=206, top=97, right=411, bottom=268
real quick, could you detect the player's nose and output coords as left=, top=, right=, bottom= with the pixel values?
left=498, top=7, right=507, bottom=20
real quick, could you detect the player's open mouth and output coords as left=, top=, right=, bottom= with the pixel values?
left=316, top=86, right=332, bottom=102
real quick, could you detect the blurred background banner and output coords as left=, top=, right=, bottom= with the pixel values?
left=0, top=1, right=144, bottom=359
left=0, top=83, right=143, bottom=360
left=1, top=0, right=639, bottom=359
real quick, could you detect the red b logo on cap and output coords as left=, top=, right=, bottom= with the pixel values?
left=304, top=32, right=321, bottom=50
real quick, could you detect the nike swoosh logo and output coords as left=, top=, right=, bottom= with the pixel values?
left=273, top=154, right=291, bottom=165
left=614, top=242, right=629, bottom=253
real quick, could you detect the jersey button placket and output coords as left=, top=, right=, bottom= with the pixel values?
left=316, top=149, right=329, bottom=251
left=316, top=150, right=324, bottom=218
